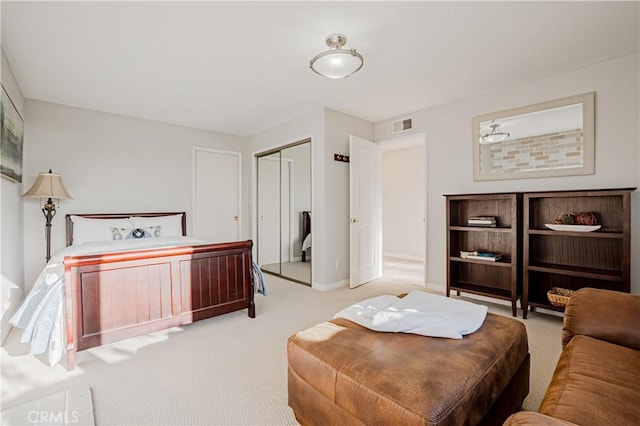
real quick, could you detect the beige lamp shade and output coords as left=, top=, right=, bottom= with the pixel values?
left=23, top=170, right=73, bottom=199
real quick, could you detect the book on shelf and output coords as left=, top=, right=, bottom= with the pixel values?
left=467, top=216, right=496, bottom=226
left=460, top=250, right=502, bottom=261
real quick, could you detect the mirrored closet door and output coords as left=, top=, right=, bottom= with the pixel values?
left=257, top=139, right=311, bottom=285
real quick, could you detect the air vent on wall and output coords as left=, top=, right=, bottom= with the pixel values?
left=392, top=117, right=413, bottom=133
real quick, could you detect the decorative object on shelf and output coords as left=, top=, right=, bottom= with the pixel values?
left=552, top=211, right=576, bottom=225
left=575, top=211, right=598, bottom=225
left=547, top=210, right=600, bottom=231
left=544, top=224, right=601, bottom=232
left=547, top=287, right=575, bottom=307
left=1, top=85, right=24, bottom=183
left=310, top=33, right=364, bottom=79
left=479, top=121, right=509, bottom=144
left=23, top=169, right=73, bottom=262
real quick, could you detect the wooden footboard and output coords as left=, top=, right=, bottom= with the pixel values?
left=63, top=240, right=254, bottom=369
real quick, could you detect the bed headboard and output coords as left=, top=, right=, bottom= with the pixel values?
left=65, top=212, right=187, bottom=246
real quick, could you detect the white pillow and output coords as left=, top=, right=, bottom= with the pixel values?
left=70, top=216, right=133, bottom=244
left=131, top=214, right=183, bottom=237
left=111, top=225, right=162, bottom=240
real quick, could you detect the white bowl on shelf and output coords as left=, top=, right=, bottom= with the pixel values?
left=544, top=224, right=601, bottom=232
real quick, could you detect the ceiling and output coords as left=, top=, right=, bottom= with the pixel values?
left=2, top=1, right=638, bottom=137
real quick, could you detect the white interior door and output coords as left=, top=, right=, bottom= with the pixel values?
left=349, top=135, right=382, bottom=288
left=193, top=147, right=241, bottom=242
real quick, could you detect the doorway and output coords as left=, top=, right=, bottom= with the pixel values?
left=256, top=139, right=311, bottom=285
left=380, top=135, right=426, bottom=285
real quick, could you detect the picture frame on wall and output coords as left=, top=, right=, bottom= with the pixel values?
left=1, top=84, right=24, bottom=183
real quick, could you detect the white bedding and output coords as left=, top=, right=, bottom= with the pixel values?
left=333, top=290, right=488, bottom=339
left=10, top=236, right=204, bottom=366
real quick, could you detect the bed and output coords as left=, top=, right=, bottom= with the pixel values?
left=11, top=212, right=256, bottom=369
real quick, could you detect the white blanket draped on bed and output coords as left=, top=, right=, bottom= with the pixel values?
left=10, top=236, right=205, bottom=366
left=333, top=290, right=488, bottom=339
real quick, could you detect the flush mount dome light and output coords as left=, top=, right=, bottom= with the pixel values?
left=480, top=121, right=510, bottom=144
left=310, top=33, right=364, bottom=79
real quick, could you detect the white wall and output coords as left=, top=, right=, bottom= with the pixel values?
left=1, top=49, right=26, bottom=343
left=382, top=145, right=425, bottom=260
left=374, top=53, right=640, bottom=294
left=22, top=100, right=249, bottom=290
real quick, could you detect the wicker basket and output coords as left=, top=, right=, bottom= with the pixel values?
left=547, top=287, right=575, bottom=307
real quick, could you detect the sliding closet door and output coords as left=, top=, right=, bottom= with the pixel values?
left=280, top=143, right=311, bottom=284
left=256, top=139, right=311, bottom=285
left=257, top=153, right=281, bottom=274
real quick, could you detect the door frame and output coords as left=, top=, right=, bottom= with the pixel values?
left=192, top=146, right=242, bottom=240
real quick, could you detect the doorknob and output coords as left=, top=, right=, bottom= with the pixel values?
left=234, top=215, right=239, bottom=222
left=350, top=218, right=358, bottom=223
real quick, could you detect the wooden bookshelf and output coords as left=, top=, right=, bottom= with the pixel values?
left=445, top=193, right=522, bottom=317
left=522, top=188, right=634, bottom=318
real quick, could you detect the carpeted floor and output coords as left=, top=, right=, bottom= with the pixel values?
left=1, top=269, right=562, bottom=425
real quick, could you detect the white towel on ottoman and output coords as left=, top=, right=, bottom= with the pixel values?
left=333, top=290, right=488, bottom=339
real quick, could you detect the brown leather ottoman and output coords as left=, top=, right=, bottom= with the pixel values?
left=287, top=314, right=529, bottom=426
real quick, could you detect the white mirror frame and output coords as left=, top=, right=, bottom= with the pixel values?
left=473, top=92, right=595, bottom=181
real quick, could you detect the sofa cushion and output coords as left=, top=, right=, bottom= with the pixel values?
left=562, top=288, right=640, bottom=350
left=539, top=335, right=640, bottom=426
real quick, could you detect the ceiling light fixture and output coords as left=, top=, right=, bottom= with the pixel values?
left=480, top=121, right=510, bottom=144
left=310, top=33, right=364, bottom=79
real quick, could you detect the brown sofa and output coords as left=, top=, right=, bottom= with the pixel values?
left=505, top=288, right=640, bottom=426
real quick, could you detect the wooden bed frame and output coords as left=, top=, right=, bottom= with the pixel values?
left=63, top=212, right=255, bottom=369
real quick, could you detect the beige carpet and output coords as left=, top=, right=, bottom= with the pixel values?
left=1, top=269, right=562, bottom=425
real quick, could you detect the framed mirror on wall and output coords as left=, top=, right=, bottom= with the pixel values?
left=472, top=92, right=595, bottom=181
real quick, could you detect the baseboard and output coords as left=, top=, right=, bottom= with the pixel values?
left=425, top=282, right=445, bottom=294
left=312, top=279, right=349, bottom=292
left=383, top=252, right=425, bottom=262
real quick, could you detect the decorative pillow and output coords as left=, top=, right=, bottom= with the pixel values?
left=111, top=226, right=161, bottom=240
left=131, top=214, right=183, bottom=237
left=71, top=216, right=133, bottom=244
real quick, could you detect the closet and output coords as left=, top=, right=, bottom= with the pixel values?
left=257, top=139, right=311, bottom=285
